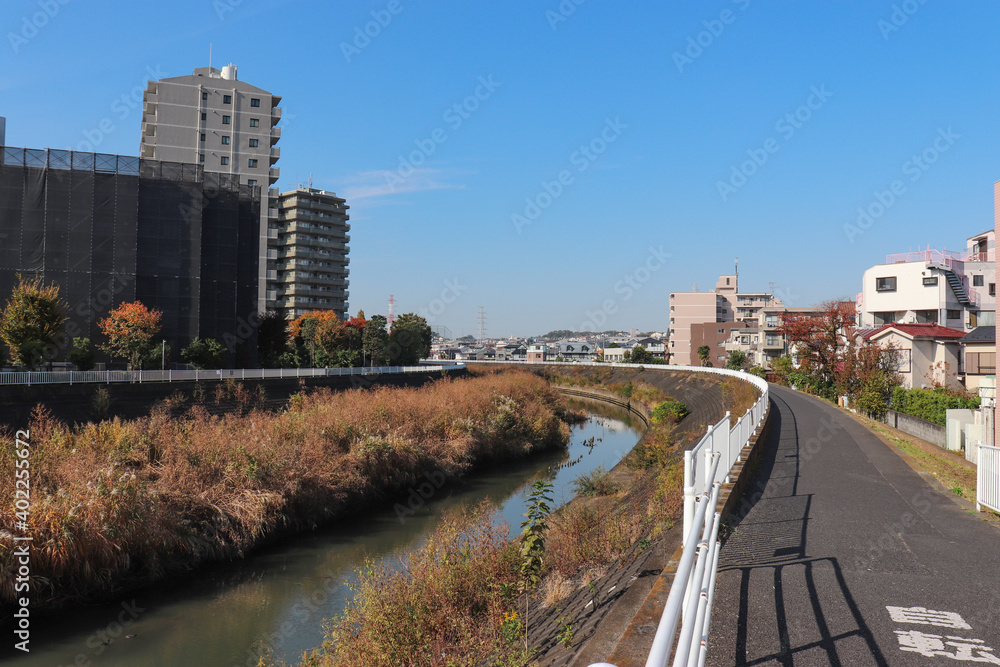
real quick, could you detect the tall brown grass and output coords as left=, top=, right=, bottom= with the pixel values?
left=301, top=503, right=533, bottom=667
left=0, top=371, right=569, bottom=609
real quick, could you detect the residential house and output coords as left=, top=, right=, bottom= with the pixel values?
left=602, top=346, right=629, bottom=363
left=861, top=323, right=967, bottom=389
left=527, top=344, right=547, bottom=362
left=959, top=326, right=995, bottom=392
left=555, top=340, right=597, bottom=362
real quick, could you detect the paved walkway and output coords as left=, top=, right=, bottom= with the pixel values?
left=708, top=386, right=1000, bottom=666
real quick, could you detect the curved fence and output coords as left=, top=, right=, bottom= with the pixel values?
left=460, top=360, right=769, bottom=666
left=0, top=364, right=465, bottom=386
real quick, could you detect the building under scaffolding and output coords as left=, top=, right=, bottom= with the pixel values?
left=0, top=145, right=260, bottom=366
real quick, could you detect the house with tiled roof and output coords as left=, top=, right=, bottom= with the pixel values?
left=861, top=323, right=967, bottom=389
left=959, top=326, right=996, bottom=392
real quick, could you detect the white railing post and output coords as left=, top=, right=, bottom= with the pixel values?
left=683, top=450, right=695, bottom=546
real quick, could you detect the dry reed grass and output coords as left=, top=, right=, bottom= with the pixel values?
left=0, top=371, right=569, bottom=609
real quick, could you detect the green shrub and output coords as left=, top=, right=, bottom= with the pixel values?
left=571, top=465, right=618, bottom=496
left=890, top=387, right=980, bottom=425
left=651, top=400, right=690, bottom=424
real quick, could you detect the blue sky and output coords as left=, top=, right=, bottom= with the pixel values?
left=3, top=1, right=999, bottom=337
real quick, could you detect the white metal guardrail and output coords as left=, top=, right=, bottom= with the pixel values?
left=977, top=444, right=1000, bottom=514
left=0, top=364, right=465, bottom=386
left=461, top=359, right=769, bottom=665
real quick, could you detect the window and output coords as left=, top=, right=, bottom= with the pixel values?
left=199, top=153, right=205, bottom=163
left=249, top=138, right=259, bottom=147
left=947, top=309, right=961, bottom=320
left=200, top=133, right=205, bottom=142
left=916, top=310, right=938, bottom=324
left=874, top=311, right=895, bottom=325
left=991, top=283, right=996, bottom=297
left=876, top=276, right=897, bottom=291
left=922, top=276, right=938, bottom=286
left=221, top=136, right=230, bottom=145
left=248, top=179, right=257, bottom=186
left=220, top=156, right=229, bottom=165
left=222, top=115, right=231, bottom=124
left=250, top=118, right=259, bottom=127
left=718, top=328, right=725, bottom=334
left=223, top=94, right=232, bottom=104
left=967, top=352, right=997, bottom=375
left=201, top=112, right=206, bottom=121
left=248, top=159, right=258, bottom=168
left=974, top=275, right=984, bottom=286
left=250, top=98, right=260, bottom=107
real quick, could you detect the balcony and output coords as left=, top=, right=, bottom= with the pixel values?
left=269, top=167, right=280, bottom=180
left=270, top=127, right=281, bottom=144
left=268, top=187, right=279, bottom=199
left=269, top=146, right=280, bottom=164
left=763, top=336, right=784, bottom=350
left=271, top=107, right=281, bottom=125
left=267, top=206, right=278, bottom=220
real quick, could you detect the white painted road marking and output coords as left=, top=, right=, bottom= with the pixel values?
left=894, top=631, right=1000, bottom=663
left=887, top=606, right=973, bottom=630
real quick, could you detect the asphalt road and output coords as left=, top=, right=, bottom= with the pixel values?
left=708, top=386, right=1000, bottom=666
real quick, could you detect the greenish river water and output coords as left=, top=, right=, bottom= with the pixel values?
left=3, top=401, right=641, bottom=666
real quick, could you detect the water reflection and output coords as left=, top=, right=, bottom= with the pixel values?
left=3, top=403, right=640, bottom=667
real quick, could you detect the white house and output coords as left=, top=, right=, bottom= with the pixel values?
left=857, top=231, right=995, bottom=332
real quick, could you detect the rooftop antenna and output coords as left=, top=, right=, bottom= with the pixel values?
left=309, top=173, right=313, bottom=189
left=209, top=43, right=212, bottom=70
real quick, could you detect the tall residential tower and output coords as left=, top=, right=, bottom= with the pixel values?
left=140, top=64, right=280, bottom=313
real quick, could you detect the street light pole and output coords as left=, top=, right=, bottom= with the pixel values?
left=161, top=340, right=166, bottom=371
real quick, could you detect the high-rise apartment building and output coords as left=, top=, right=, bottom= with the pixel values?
left=274, top=188, right=350, bottom=319
left=139, top=64, right=280, bottom=312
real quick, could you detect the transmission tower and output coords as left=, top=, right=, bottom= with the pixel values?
left=477, top=306, right=487, bottom=346
left=387, top=294, right=395, bottom=328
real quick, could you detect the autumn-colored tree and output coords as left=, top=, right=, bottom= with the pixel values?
left=98, top=301, right=162, bottom=370
left=0, top=274, right=68, bottom=368
left=778, top=300, right=855, bottom=398
left=835, top=339, right=901, bottom=417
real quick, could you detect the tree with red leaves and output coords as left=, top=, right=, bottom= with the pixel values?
left=779, top=300, right=856, bottom=397
left=98, top=301, right=162, bottom=370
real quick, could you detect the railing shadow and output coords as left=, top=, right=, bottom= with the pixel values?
left=714, top=391, right=888, bottom=666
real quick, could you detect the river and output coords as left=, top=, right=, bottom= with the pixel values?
left=3, top=400, right=641, bottom=667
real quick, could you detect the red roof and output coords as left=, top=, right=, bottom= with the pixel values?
left=862, top=323, right=967, bottom=340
